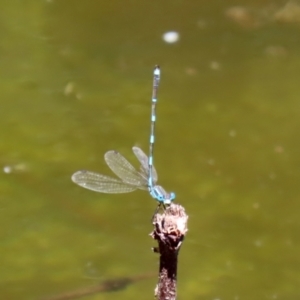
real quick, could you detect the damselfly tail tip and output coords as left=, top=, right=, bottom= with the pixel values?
left=154, top=65, right=160, bottom=75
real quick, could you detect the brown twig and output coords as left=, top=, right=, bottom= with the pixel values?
left=151, top=203, right=188, bottom=300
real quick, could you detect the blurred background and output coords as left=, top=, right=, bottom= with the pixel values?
left=1, top=0, right=300, bottom=299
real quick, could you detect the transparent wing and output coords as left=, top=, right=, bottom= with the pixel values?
left=72, top=170, right=139, bottom=193
left=132, top=146, right=158, bottom=183
left=104, top=150, right=148, bottom=187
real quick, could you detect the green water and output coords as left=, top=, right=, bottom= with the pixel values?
left=1, top=1, right=300, bottom=299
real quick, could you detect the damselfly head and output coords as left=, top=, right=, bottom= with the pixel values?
left=149, top=185, right=176, bottom=204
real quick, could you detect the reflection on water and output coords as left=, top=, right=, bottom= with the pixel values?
left=1, top=0, right=300, bottom=299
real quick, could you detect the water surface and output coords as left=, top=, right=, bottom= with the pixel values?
left=1, top=1, right=300, bottom=299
